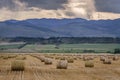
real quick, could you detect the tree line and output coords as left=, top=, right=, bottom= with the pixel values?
left=1, top=37, right=120, bottom=44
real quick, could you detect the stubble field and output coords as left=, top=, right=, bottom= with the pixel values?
left=0, top=53, right=120, bottom=80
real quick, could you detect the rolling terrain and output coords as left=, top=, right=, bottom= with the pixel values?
left=0, top=18, right=120, bottom=37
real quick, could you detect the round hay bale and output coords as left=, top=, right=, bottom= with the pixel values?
left=85, top=61, right=94, bottom=68
left=57, top=60, right=68, bottom=69
left=60, top=57, right=66, bottom=60
left=113, top=56, right=119, bottom=61
left=67, top=58, right=74, bottom=63
left=40, top=56, right=45, bottom=62
left=44, top=58, right=52, bottom=65
left=103, top=59, right=111, bottom=64
left=55, top=57, right=60, bottom=60
left=83, top=57, right=89, bottom=61
left=11, top=60, right=25, bottom=71
left=83, top=56, right=93, bottom=61
left=100, top=56, right=106, bottom=61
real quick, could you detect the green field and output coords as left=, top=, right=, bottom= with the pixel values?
left=0, top=43, right=26, bottom=50
left=0, top=44, right=21, bottom=49
left=0, top=43, right=119, bottom=53
left=22, top=43, right=120, bottom=53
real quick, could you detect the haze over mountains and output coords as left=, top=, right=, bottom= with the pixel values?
left=0, top=18, right=120, bottom=38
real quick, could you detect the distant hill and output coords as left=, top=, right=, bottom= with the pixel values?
left=0, top=18, right=120, bottom=37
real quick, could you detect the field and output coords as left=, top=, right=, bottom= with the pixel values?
left=0, top=42, right=26, bottom=50
left=0, top=43, right=120, bottom=53
left=22, top=43, right=120, bottom=53
left=0, top=53, right=120, bottom=80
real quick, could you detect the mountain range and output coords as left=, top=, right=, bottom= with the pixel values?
left=0, top=18, right=120, bottom=37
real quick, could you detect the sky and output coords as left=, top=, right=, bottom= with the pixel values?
left=0, top=0, right=120, bottom=21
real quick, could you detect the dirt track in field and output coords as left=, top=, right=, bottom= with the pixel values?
left=0, top=53, right=120, bottom=80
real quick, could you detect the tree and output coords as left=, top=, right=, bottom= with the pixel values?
left=114, top=48, right=120, bottom=54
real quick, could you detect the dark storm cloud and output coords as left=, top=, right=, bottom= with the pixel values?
left=19, top=0, right=67, bottom=10
left=0, top=0, right=15, bottom=9
left=0, top=0, right=67, bottom=10
left=94, top=0, right=120, bottom=13
left=0, top=0, right=120, bottom=21
left=1, top=0, right=120, bottom=13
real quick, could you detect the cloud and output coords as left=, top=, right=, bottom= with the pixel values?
left=0, top=0, right=15, bottom=10
left=0, top=0, right=95, bottom=21
left=94, top=0, right=120, bottom=13
left=92, top=12, right=120, bottom=20
left=0, top=0, right=120, bottom=21
left=19, top=0, right=67, bottom=10
left=0, top=0, right=27, bottom=11
left=0, top=8, right=71, bottom=21
left=65, top=0, right=95, bottom=18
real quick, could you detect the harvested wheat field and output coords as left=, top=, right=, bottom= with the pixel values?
left=0, top=53, right=120, bottom=80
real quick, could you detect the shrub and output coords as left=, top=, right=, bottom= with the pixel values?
left=85, top=61, right=94, bottom=67
left=11, top=60, right=25, bottom=71
left=114, top=48, right=120, bottom=54
left=83, top=50, right=95, bottom=53
left=57, top=60, right=68, bottom=69
left=44, top=58, right=52, bottom=65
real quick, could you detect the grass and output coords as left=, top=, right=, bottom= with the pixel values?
left=22, top=43, right=120, bottom=53
left=0, top=44, right=25, bottom=50
left=0, top=53, right=120, bottom=80
left=16, top=56, right=26, bottom=60
left=11, top=60, right=25, bottom=71
left=0, top=43, right=120, bottom=53
left=2, top=55, right=17, bottom=59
